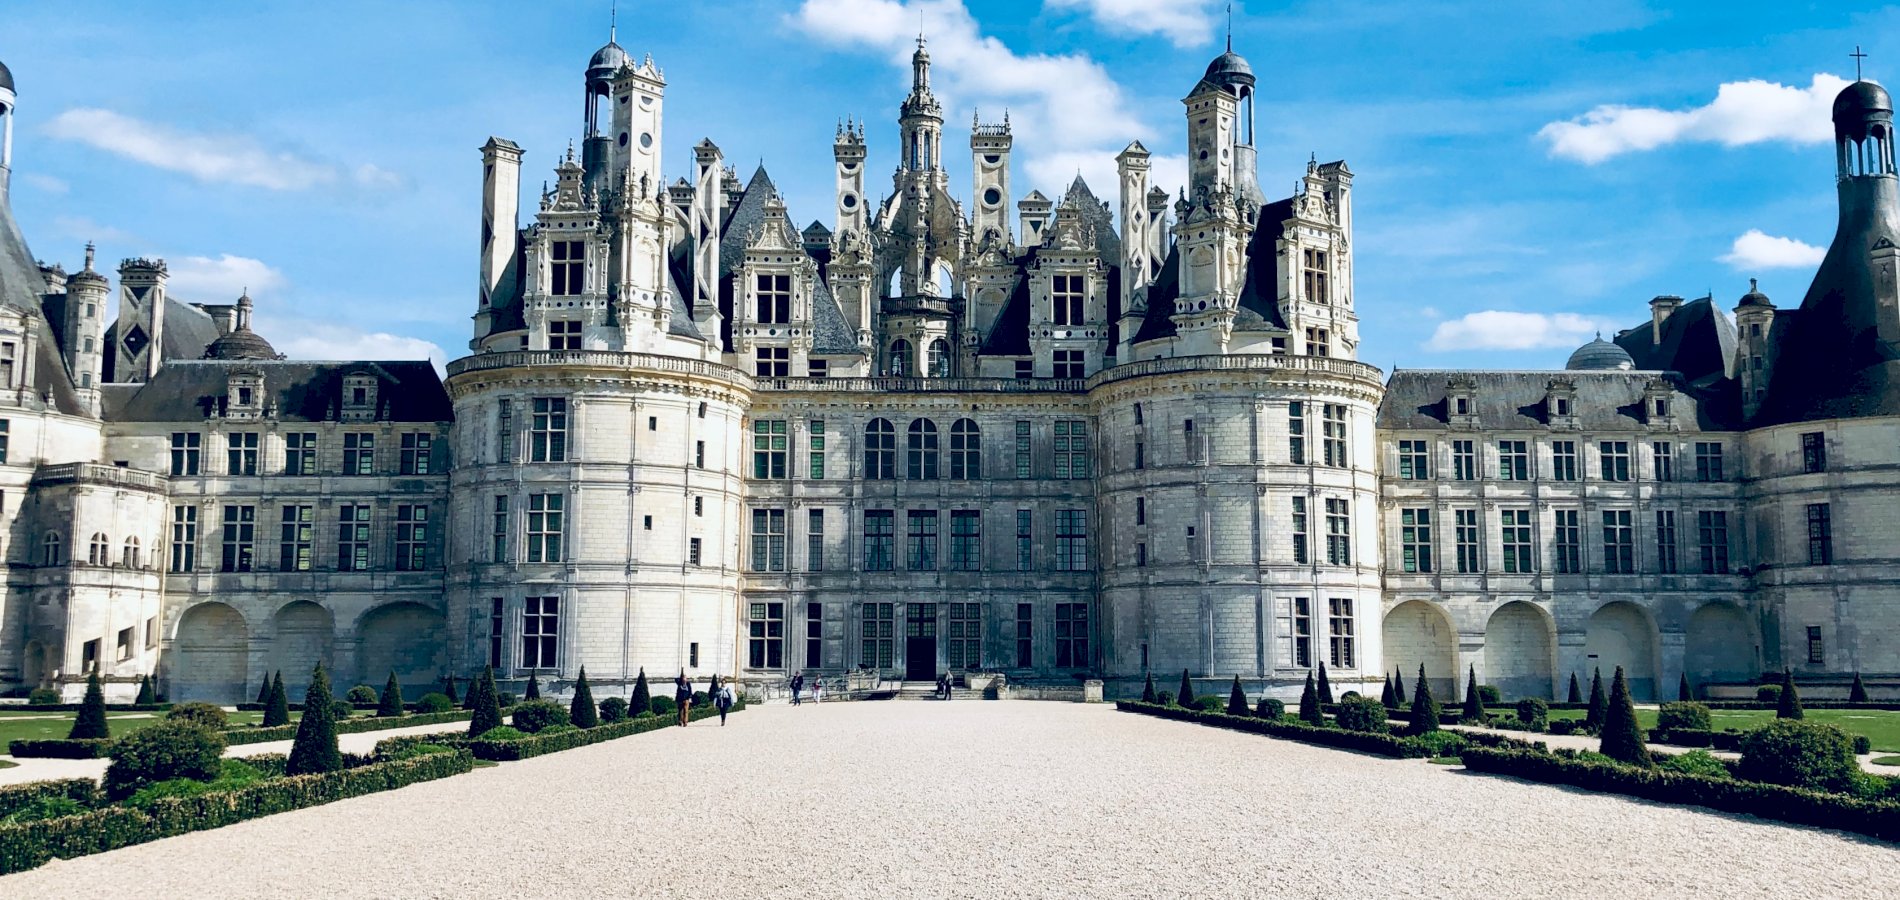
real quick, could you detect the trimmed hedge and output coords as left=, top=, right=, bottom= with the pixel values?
left=1461, top=745, right=1900, bottom=842
left=219, top=706, right=506, bottom=746
left=0, top=779, right=100, bottom=819
left=7, top=739, right=112, bottom=759
left=0, top=703, right=171, bottom=713
left=0, top=749, right=474, bottom=875
left=1116, top=701, right=1543, bottom=759
left=458, top=698, right=741, bottom=761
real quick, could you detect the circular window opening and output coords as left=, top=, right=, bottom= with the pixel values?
left=640, top=95, right=654, bottom=107
left=1199, top=150, right=1209, bottom=160
left=843, top=194, right=858, bottom=208
left=982, top=187, right=1002, bottom=205
left=617, top=132, right=629, bottom=147
left=639, top=133, right=654, bottom=149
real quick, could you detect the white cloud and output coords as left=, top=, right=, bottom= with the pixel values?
left=1045, top=0, right=1219, bottom=48
left=267, top=322, right=448, bottom=371
left=165, top=254, right=288, bottom=300
left=43, top=108, right=401, bottom=191
left=1426, top=311, right=1610, bottom=351
left=1719, top=229, right=1826, bottom=270
left=51, top=215, right=140, bottom=245
left=20, top=172, right=69, bottom=194
left=1538, top=73, right=1849, bottom=164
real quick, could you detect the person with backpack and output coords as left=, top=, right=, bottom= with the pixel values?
left=674, top=673, right=692, bottom=726
left=716, top=681, right=735, bottom=725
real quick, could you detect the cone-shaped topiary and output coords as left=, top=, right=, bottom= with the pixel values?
left=377, top=671, right=405, bottom=718
left=1598, top=666, right=1652, bottom=767
left=134, top=673, right=157, bottom=705
left=256, top=674, right=272, bottom=705
left=69, top=669, right=110, bottom=740
left=443, top=674, right=458, bottom=705
left=1176, top=669, right=1194, bottom=708
left=263, top=671, right=290, bottom=727
left=1226, top=676, right=1249, bottom=716
left=1141, top=673, right=1156, bottom=703
left=1567, top=672, right=1583, bottom=704
left=1678, top=672, right=1692, bottom=702
left=1409, top=664, right=1439, bottom=735
left=1777, top=667, right=1804, bottom=719
left=525, top=672, right=541, bottom=701
left=1851, top=671, right=1869, bottom=703
left=1298, top=671, right=1324, bottom=725
left=1462, top=664, right=1486, bottom=723
left=571, top=666, right=599, bottom=728
left=469, top=665, right=503, bottom=736
left=1380, top=675, right=1396, bottom=711
left=286, top=663, right=343, bottom=776
left=1585, top=668, right=1607, bottom=732
left=1317, top=662, right=1334, bottom=705
left=631, top=667, right=651, bottom=716
left=1393, top=669, right=1407, bottom=706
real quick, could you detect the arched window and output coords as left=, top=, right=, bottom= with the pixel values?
left=88, top=533, right=110, bottom=566
left=907, top=419, right=939, bottom=480
left=42, top=532, right=63, bottom=567
left=864, top=419, right=895, bottom=480
left=928, top=339, right=951, bottom=378
left=123, top=537, right=141, bottom=569
left=889, top=340, right=912, bottom=377
left=949, top=418, right=981, bottom=480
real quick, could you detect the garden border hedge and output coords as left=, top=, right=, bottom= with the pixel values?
left=0, top=703, right=170, bottom=713
left=0, top=778, right=99, bottom=818
left=1116, top=701, right=1542, bottom=758
left=220, top=706, right=502, bottom=745
left=459, top=699, right=741, bottom=761
left=1460, top=746, right=1900, bottom=842
left=0, top=748, right=474, bottom=875
left=6, top=739, right=112, bottom=759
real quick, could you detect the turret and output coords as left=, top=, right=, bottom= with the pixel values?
left=898, top=37, right=944, bottom=177
left=0, top=57, right=13, bottom=201
left=63, top=243, right=107, bottom=391
left=1733, top=279, right=1776, bottom=419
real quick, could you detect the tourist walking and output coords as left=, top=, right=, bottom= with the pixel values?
left=791, top=671, right=805, bottom=706
left=716, top=681, right=734, bottom=725
left=674, top=673, right=692, bottom=727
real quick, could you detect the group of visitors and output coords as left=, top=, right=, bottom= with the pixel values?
left=673, top=672, right=737, bottom=726
left=787, top=671, right=825, bottom=705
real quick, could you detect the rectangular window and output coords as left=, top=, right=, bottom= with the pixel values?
left=284, top=432, right=316, bottom=475
left=1398, top=439, right=1430, bottom=480
left=1015, top=603, right=1033, bottom=668
left=278, top=504, right=313, bottom=572
left=1698, top=511, right=1731, bottom=574
left=550, top=239, right=585, bottom=296
left=1056, top=509, right=1087, bottom=571
left=748, top=601, right=786, bottom=669
left=1328, top=598, right=1355, bottom=668
left=806, top=602, right=824, bottom=669
left=1694, top=442, right=1725, bottom=482
left=170, top=432, right=201, bottom=476
left=343, top=432, right=375, bottom=475
left=1551, top=440, right=1578, bottom=482
left=808, top=421, right=826, bottom=479
left=1324, top=498, right=1351, bottom=566
left=1014, top=421, right=1032, bottom=478
left=498, top=398, right=516, bottom=462
left=1451, top=440, right=1477, bottom=481
left=1288, top=402, right=1307, bottom=464
left=807, top=359, right=828, bottom=378
left=752, top=420, right=788, bottom=479
left=488, top=598, right=505, bottom=669
left=83, top=640, right=99, bottom=673
left=756, top=273, right=791, bottom=324
left=1806, top=503, right=1833, bottom=565
left=1052, top=349, right=1084, bottom=379
left=807, top=509, right=825, bottom=572
left=1305, top=326, right=1331, bottom=357
left=521, top=596, right=559, bottom=669
left=530, top=398, right=568, bottom=463
left=1187, top=525, right=1200, bottom=563
left=863, top=510, right=894, bottom=571
left=0, top=420, right=8, bottom=464
left=906, top=510, right=939, bottom=571
left=527, top=493, right=564, bottom=563
left=948, top=602, right=982, bottom=669
left=226, top=432, right=258, bottom=475
left=688, top=537, right=703, bottom=566
left=949, top=421, right=981, bottom=480
left=395, top=504, right=428, bottom=571
left=145, top=617, right=158, bottom=649
left=1400, top=508, right=1433, bottom=573
left=1055, top=603, right=1089, bottom=668
left=400, top=432, right=433, bottom=475
left=1553, top=509, right=1582, bottom=574
left=695, top=441, right=706, bottom=469
left=1801, top=432, right=1827, bottom=474
left=1602, top=510, right=1635, bottom=574
left=220, top=504, right=256, bottom=573
left=1599, top=441, right=1631, bottom=482
left=1053, top=420, right=1089, bottom=479
left=1498, top=440, right=1529, bottom=481
left=1320, top=404, right=1348, bottom=467
left=1651, top=441, right=1674, bottom=482
left=749, top=508, right=787, bottom=572
left=1136, top=496, right=1147, bottom=526
left=950, top=510, right=981, bottom=571
left=170, top=506, right=197, bottom=572
left=1303, top=247, right=1330, bottom=304
left=1136, top=542, right=1147, bottom=567
left=1454, top=508, right=1480, bottom=574
left=1016, top=509, right=1034, bottom=571
left=1655, top=509, right=1679, bottom=575
left=1500, top=509, right=1534, bottom=573
left=862, top=602, right=895, bottom=669
left=1014, top=359, right=1033, bottom=380
left=1807, top=626, right=1825, bottom=665
left=1291, top=497, right=1309, bottom=565
left=1052, top=273, right=1084, bottom=326
left=755, top=346, right=790, bottom=377
left=1292, top=597, right=1312, bottom=668
left=337, top=504, right=371, bottom=571
left=491, top=496, right=509, bottom=563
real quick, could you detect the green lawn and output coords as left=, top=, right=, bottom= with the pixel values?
left=1547, top=707, right=1900, bottom=752
left=0, top=710, right=289, bottom=747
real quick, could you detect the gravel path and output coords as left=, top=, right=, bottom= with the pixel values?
left=2, top=702, right=1896, bottom=898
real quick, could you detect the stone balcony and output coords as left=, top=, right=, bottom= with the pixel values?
left=30, top=462, right=169, bottom=494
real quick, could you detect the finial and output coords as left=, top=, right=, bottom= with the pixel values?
left=83, top=241, right=95, bottom=271
left=1750, top=277, right=1759, bottom=291
left=1852, top=45, right=1868, bottom=81
left=610, top=0, right=617, bottom=44
left=1226, top=2, right=1233, bottom=53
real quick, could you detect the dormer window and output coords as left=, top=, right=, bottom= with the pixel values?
left=1654, top=398, right=1669, bottom=417
left=226, top=371, right=264, bottom=418
left=238, top=387, right=254, bottom=406
left=1545, top=378, right=1579, bottom=429
left=550, top=240, right=585, bottom=296
left=1052, top=275, right=1084, bottom=326
left=1447, top=377, right=1478, bottom=427
left=342, top=374, right=379, bottom=422
left=1302, top=248, right=1330, bottom=304
left=351, top=387, right=367, bottom=405
left=0, top=341, right=15, bottom=387
left=756, top=274, right=791, bottom=324
left=549, top=320, right=582, bottom=351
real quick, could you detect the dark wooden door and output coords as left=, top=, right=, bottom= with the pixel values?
left=905, top=603, right=938, bottom=681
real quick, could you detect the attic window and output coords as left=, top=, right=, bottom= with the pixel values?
left=1654, top=399, right=1669, bottom=417
left=1455, top=398, right=1469, bottom=416
left=352, top=387, right=367, bottom=405
left=1555, top=398, right=1571, bottom=417
left=342, top=375, right=379, bottom=421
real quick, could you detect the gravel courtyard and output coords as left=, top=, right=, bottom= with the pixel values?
left=2, top=701, right=1895, bottom=898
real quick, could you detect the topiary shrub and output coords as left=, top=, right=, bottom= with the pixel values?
left=346, top=684, right=379, bottom=705
left=571, top=667, right=599, bottom=729
left=103, top=720, right=226, bottom=801
left=1738, top=719, right=1858, bottom=793
left=1853, top=734, right=1872, bottom=755
left=1316, top=662, right=1334, bottom=705
left=1478, top=684, right=1502, bottom=705
left=414, top=692, right=453, bottom=714
left=256, top=674, right=273, bottom=706
left=1192, top=696, right=1224, bottom=713
left=692, top=691, right=710, bottom=707
left=1141, top=673, right=1156, bottom=704
left=263, top=671, right=290, bottom=728
left=331, top=700, right=354, bottom=721
left=477, top=726, right=528, bottom=741
left=1755, top=683, right=1781, bottom=703
left=1380, top=675, right=1396, bottom=711
left=1255, top=697, right=1285, bottom=719
left=376, top=672, right=405, bottom=717
left=1392, top=669, right=1406, bottom=706
left=511, top=700, right=570, bottom=734
left=1335, top=695, right=1388, bottom=734
left=287, top=663, right=343, bottom=776
left=1176, top=669, right=1194, bottom=709
left=135, top=674, right=157, bottom=705
left=524, top=673, right=541, bottom=701
left=1657, top=701, right=1712, bottom=732
left=28, top=687, right=59, bottom=705
left=442, top=674, right=459, bottom=705
left=1398, top=729, right=1466, bottom=758
left=1656, top=749, right=1731, bottom=779
left=599, top=696, right=629, bottom=723
left=650, top=695, right=677, bottom=717
left=1226, top=676, right=1249, bottom=716
left=1584, top=669, right=1607, bottom=733
left=1598, top=667, right=1652, bottom=767
left=69, top=670, right=110, bottom=741
left=166, top=701, right=228, bottom=730
left=1461, top=665, right=1487, bottom=724
left=1678, top=672, right=1692, bottom=702
left=630, top=667, right=651, bottom=716
left=1153, top=691, right=1174, bottom=707
left=1298, top=671, right=1324, bottom=725
left=1850, top=672, right=1869, bottom=703
left=497, top=692, right=518, bottom=707
left=1776, top=668, right=1804, bottom=719
left=1408, top=664, right=1439, bottom=735
left=1567, top=672, right=1582, bottom=704
left=469, top=666, right=503, bottom=737
left=1515, top=697, right=1549, bottom=731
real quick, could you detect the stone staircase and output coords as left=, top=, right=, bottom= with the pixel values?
left=890, top=681, right=978, bottom=701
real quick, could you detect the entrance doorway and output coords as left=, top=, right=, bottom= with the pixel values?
left=905, top=603, right=938, bottom=681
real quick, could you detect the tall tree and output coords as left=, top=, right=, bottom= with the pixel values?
left=1461, top=664, right=1486, bottom=723
left=630, top=667, right=651, bottom=716
left=68, top=670, right=110, bottom=740
left=286, top=663, right=343, bottom=775
left=1393, top=669, right=1407, bottom=706
left=1409, top=665, right=1439, bottom=735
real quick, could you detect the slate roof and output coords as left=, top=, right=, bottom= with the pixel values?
left=1611, top=295, right=1735, bottom=388
left=979, top=260, right=1034, bottom=356
left=0, top=198, right=86, bottom=414
left=1130, top=243, right=1183, bottom=344
left=1234, top=197, right=1293, bottom=332
left=102, top=298, right=225, bottom=383
left=809, top=275, right=860, bottom=355
left=1378, top=369, right=1734, bottom=432
left=100, top=360, right=452, bottom=423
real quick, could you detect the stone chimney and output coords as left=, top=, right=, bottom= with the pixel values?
left=1649, top=295, right=1683, bottom=344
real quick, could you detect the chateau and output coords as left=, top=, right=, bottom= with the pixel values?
left=0, top=36, right=1895, bottom=703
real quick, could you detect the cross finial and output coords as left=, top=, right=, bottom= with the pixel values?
left=1853, top=45, right=1869, bottom=81
left=610, top=0, right=617, bottom=43
left=1226, top=2, right=1234, bottom=53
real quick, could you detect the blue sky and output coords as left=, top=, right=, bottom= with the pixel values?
left=0, top=0, right=1892, bottom=371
